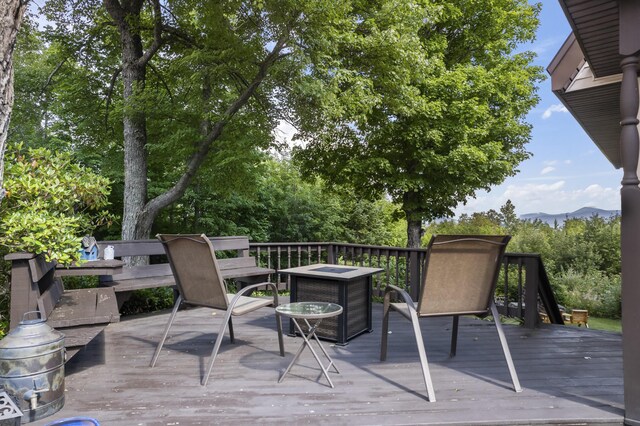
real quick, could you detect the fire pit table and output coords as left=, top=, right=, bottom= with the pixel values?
left=278, top=264, right=383, bottom=345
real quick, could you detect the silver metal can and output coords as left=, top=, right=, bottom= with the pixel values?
left=0, top=313, right=65, bottom=423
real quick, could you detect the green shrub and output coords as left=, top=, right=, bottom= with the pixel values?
left=0, top=145, right=114, bottom=265
left=552, top=268, right=621, bottom=319
left=120, top=288, right=175, bottom=315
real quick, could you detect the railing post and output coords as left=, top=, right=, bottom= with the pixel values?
left=523, top=257, right=539, bottom=329
left=409, top=251, right=420, bottom=301
left=327, top=244, right=336, bottom=264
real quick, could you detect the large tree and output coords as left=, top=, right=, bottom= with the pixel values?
left=293, top=0, right=544, bottom=247
left=33, top=0, right=441, bottom=250
left=0, top=0, right=28, bottom=203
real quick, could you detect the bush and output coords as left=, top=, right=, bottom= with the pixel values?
left=120, top=288, right=174, bottom=315
left=552, top=268, right=621, bottom=319
left=0, top=145, right=114, bottom=265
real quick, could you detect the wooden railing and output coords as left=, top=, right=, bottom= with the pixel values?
left=249, top=242, right=564, bottom=329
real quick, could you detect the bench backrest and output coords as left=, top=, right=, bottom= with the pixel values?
left=97, top=236, right=251, bottom=258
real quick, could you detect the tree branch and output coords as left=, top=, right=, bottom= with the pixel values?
left=139, top=33, right=290, bottom=223
left=104, top=67, right=122, bottom=129
left=138, top=0, right=163, bottom=67
left=38, top=58, right=67, bottom=99
left=148, top=62, right=174, bottom=103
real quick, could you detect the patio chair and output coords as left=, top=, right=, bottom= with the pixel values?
left=150, top=234, right=284, bottom=385
left=380, top=235, right=522, bottom=402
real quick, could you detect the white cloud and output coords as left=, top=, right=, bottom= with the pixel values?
left=454, top=180, right=620, bottom=217
left=541, top=166, right=555, bottom=175
left=542, top=104, right=568, bottom=119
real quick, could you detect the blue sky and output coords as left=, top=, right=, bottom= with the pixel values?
left=276, top=0, right=622, bottom=217
left=454, top=0, right=621, bottom=217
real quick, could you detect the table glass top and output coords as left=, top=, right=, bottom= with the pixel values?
left=276, top=302, right=343, bottom=319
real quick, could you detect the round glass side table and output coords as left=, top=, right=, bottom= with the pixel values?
left=276, top=302, right=343, bottom=388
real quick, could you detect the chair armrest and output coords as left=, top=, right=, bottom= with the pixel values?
left=232, top=281, right=280, bottom=307
left=384, top=284, right=417, bottom=310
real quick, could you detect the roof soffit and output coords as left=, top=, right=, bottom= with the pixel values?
left=559, top=0, right=620, bottom=78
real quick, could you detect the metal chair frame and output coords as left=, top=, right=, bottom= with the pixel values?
left=380, top=235, right=522, bottom=402
left=150, top=234, right=284, bottom=386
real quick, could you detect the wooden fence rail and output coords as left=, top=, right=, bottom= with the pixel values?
left=250, top=242, right=564, bottom=329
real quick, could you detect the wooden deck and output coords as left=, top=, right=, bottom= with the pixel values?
left=35, top=301, right=624, bottom=425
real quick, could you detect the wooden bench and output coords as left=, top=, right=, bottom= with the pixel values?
left=6, top=253, right=121, bottom=357
left=96, top=236, right=275, bottom=307
left=6, top=236, right=273, bottom=355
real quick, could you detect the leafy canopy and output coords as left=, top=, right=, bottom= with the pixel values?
left=293, top=0, right=544, bottom=224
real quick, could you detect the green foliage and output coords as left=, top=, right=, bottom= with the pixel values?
left=0, top=145, right=113, bottom=265
left=293, top=0, right=544, bottom=238
left=553, top=269, right=621, bottom=319
left=120, top=288, right=175, bottom=316
left=153, top=157, right=404, bottom=246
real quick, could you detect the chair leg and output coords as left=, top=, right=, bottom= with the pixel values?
left=276, top=312, right=285, bottom=357
left=380, top=292, right=392, bottom=361
left=202, top=309, right=234, bottom=386
left=150, top=295, right=183, bottom=367
left=450, top=315, right=459, bottom=357
left=228, top=317, right=235, bottom=343
left=409, top=309, right=436, bottom=402
left=490, top=302, right=522, bottom=393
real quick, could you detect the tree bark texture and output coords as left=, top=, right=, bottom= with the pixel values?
left=403, top=191, right=424, bottom=248
left=0, top=0, right=27, bottom=203
left=406, top=217, right=423, bottom=249
left=103, top=0, right=151, bottom=243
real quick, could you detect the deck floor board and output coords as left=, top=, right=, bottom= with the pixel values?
left=34, top=301, right=624, bottom=425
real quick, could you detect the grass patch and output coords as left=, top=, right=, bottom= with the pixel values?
left=585, top=316, right=621, bottom=333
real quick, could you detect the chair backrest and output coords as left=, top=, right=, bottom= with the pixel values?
left=416, top=235, right=510, bottom=317
left=157, top=234, right=229, bottom=310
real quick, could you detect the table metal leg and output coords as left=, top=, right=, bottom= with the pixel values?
left=278, top=317, right=340, bottom=387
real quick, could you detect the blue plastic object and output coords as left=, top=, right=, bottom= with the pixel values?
left=44, top=417, right=100, bottom=426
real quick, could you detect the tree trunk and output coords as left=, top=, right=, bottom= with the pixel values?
left=406, top=216, right=423, bottom=249
left=121, top=61, right=148, bottom=242
left=0, top=0, right=27, bottom=203
left=104, top=0, right=149, bottom=242
left=403, top=191, right=424, bottom=248
left=103, top=0, right=153, bottom=267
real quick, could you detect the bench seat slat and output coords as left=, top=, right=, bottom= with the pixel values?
left=45, top=287, right=120, bottom=328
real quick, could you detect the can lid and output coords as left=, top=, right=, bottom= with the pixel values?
left=0, top=312, right=64, bottom=350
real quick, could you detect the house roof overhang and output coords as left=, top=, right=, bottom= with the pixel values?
left=547, top=0, right=640, bottom=170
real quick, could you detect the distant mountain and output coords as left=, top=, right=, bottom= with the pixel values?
left=520, top=207, right=621, bottom=225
